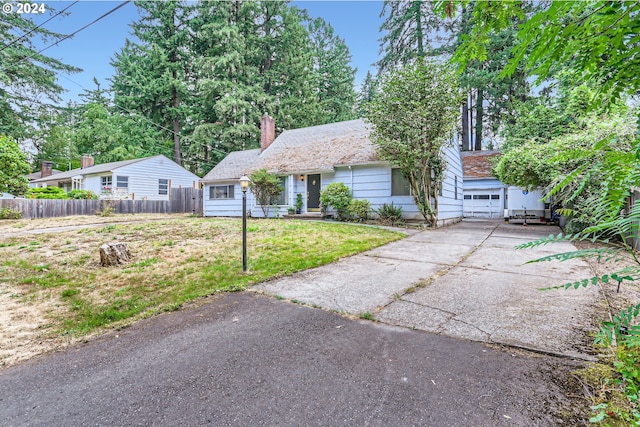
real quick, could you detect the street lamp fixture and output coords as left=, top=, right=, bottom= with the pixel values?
left=240, top=175, right=250, bottom=272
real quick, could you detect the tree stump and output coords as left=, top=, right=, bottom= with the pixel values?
left=100, top=242, right=131, bottom=266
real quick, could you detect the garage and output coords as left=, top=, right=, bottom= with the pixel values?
left=463, top=189, right=504, bottom=218
left=461, top=150, right=507, bottom=219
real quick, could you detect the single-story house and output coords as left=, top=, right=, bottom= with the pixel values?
left=201, top=114, right=463, bottom=225
left=461, top=150, right=506, bottom=218
left=31, top=154, right=199, bottom=200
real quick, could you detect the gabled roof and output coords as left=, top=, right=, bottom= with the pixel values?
left=258, top=119, right=379, bottom=174
left=461, top=150, right=501, bottom=180
left=203, top=119, right=381, bottom=182
left=201, top=149, right=261, bottom=182
left=31, top=156, right=162, bottom=183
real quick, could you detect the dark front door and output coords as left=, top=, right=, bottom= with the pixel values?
left=307, top=174, right=321, bottom=211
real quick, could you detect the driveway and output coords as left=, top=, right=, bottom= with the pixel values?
left=0, top=219, right=599, bottom=425
left=255, top=219, right=605, bottom=359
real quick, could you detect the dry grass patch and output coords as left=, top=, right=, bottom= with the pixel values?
left=0, top=216, right=404, bottom=367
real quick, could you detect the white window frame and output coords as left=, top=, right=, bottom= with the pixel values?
left=210, top=184, right=235, bottom=200
left=116, top=176, right=129, bottom=189
left=158, top=179, right=169, bottom=195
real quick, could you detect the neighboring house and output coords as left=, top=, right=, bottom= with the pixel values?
left=202, top=114, right=463, bottom=225
left=461, top=150, right=506, bottom=218
left=31, top=155, right=199, bottom=200
left=26, top=161, right=62, bottom=188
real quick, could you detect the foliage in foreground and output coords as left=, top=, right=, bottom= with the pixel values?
left=516, top=136, right=640, bottom=423
left=440, top=0, right=640, bottom=422
left=0, top=218, right=403, bottom=337
left=0, top=207, right=22, bottom=219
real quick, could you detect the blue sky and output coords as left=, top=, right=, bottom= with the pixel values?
left=21, top=0, right=384, bottom=103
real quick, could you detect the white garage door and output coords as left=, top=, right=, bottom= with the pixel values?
left=463, top=189, right=503, bottom=218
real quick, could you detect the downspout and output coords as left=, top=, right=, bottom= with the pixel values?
left=349, top=166, right=353, bottom=192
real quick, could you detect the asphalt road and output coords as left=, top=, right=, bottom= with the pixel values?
left=1, top=293, right=582, bottom=426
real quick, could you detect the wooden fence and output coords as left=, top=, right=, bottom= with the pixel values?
left=0, top=188, right=202, bottom=219
left=626, top=189, right=640, bottom=251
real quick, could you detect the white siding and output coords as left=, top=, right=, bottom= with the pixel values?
left=83, top=175, right=104, bottom=195
left=203, top=182, right=251, bottom=217
left=202, top=145, right=464, bottom=226
left=438, top=143, right=464, bottom=223
left=108, top=156, right=198, bottom=201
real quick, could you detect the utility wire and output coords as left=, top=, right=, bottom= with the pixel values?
left=0, top=1, right=130, bottom=73
left=0, top=1, right=80, bottom=53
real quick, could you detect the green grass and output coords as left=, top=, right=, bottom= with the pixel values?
left=1, top=217, right=404, bottom=337
left=359, top=312, right=375, bottom=321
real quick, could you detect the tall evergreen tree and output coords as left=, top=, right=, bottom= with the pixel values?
left=111, top=0, right=193, bottom=165
left=377, top=0, right=529, bottom=150
left=307, top=17, right=356, bottom=123
left=356, top=71, right=378, bottom=117
left=0, top=7, right=80, bottom=142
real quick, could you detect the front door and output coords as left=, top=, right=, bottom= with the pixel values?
left=307, top=174, right=321, bottom=211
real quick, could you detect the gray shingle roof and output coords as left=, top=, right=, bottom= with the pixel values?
left=201, top=149, right=261, bottom=182
left=26, top=170, right=62, bottom=181
left=31, top=156, right=158, bottom=183
left=203, top=119, right=381, bottom=182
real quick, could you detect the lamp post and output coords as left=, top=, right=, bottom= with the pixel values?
left=240, top=175, right=250, bottom=272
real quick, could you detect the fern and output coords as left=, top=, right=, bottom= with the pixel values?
left=596, top=304, right=640, bottom=348
left=525, top=248, right=620, bottom=264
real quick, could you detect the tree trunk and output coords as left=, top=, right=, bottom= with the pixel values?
left=172, top=83, right=181, bottom=166
left=475, top=88, right=483, bottom=151
left=100, top=242, right=131, bottom=266
left=461, top=101, right=469, bottom=151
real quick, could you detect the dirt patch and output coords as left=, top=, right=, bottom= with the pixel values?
left=0, top=283, right=75, bottom=367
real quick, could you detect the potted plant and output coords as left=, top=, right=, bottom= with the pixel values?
left=287, top=206, right=296, bottom=215
left=295, top=193, right=304, bottom=214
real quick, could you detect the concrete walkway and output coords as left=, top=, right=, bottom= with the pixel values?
left=255, top=219, right=605, bottom=359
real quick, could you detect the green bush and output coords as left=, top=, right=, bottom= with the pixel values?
left=376, top=202, right=404, bottom=225
left=0, top=207, right=22, bottom=219
left=67, top=190, right=98, bottom=200
left=348, top=199, right=371, bottom=222
left=26, top=187, right=68, bottom=199
left=320, top=182, right=352, bottom=220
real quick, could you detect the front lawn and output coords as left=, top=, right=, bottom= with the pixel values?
left=0, top=216, right=404, bottom=337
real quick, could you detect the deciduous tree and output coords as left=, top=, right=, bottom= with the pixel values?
left=366, top=61, right=461, bottom=227
left=249, top=169, right=282, bottom=218
left=0, top=135, right=30, bottom=196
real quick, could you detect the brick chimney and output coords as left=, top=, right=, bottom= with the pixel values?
left=81, top=154, right=94, bottom=169
left=41, top=161, right=53, bottom=178
left=260, top=113, right=275, bottom=153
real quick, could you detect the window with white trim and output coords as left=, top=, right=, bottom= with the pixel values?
left=158, top=179, right=169, bottom=195
left=116, top=176, right=129, bottom=189
left=210, top=185, right=234, bottom=199
left=101, top=176, right=112, bottom=191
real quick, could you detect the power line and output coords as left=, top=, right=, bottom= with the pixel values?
left=0, top=1, right=130, bottom=74
left=0, top=1, right=80, bottom=53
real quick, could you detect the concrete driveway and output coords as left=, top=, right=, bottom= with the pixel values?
left=255, top=219, right=605, bottom=359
